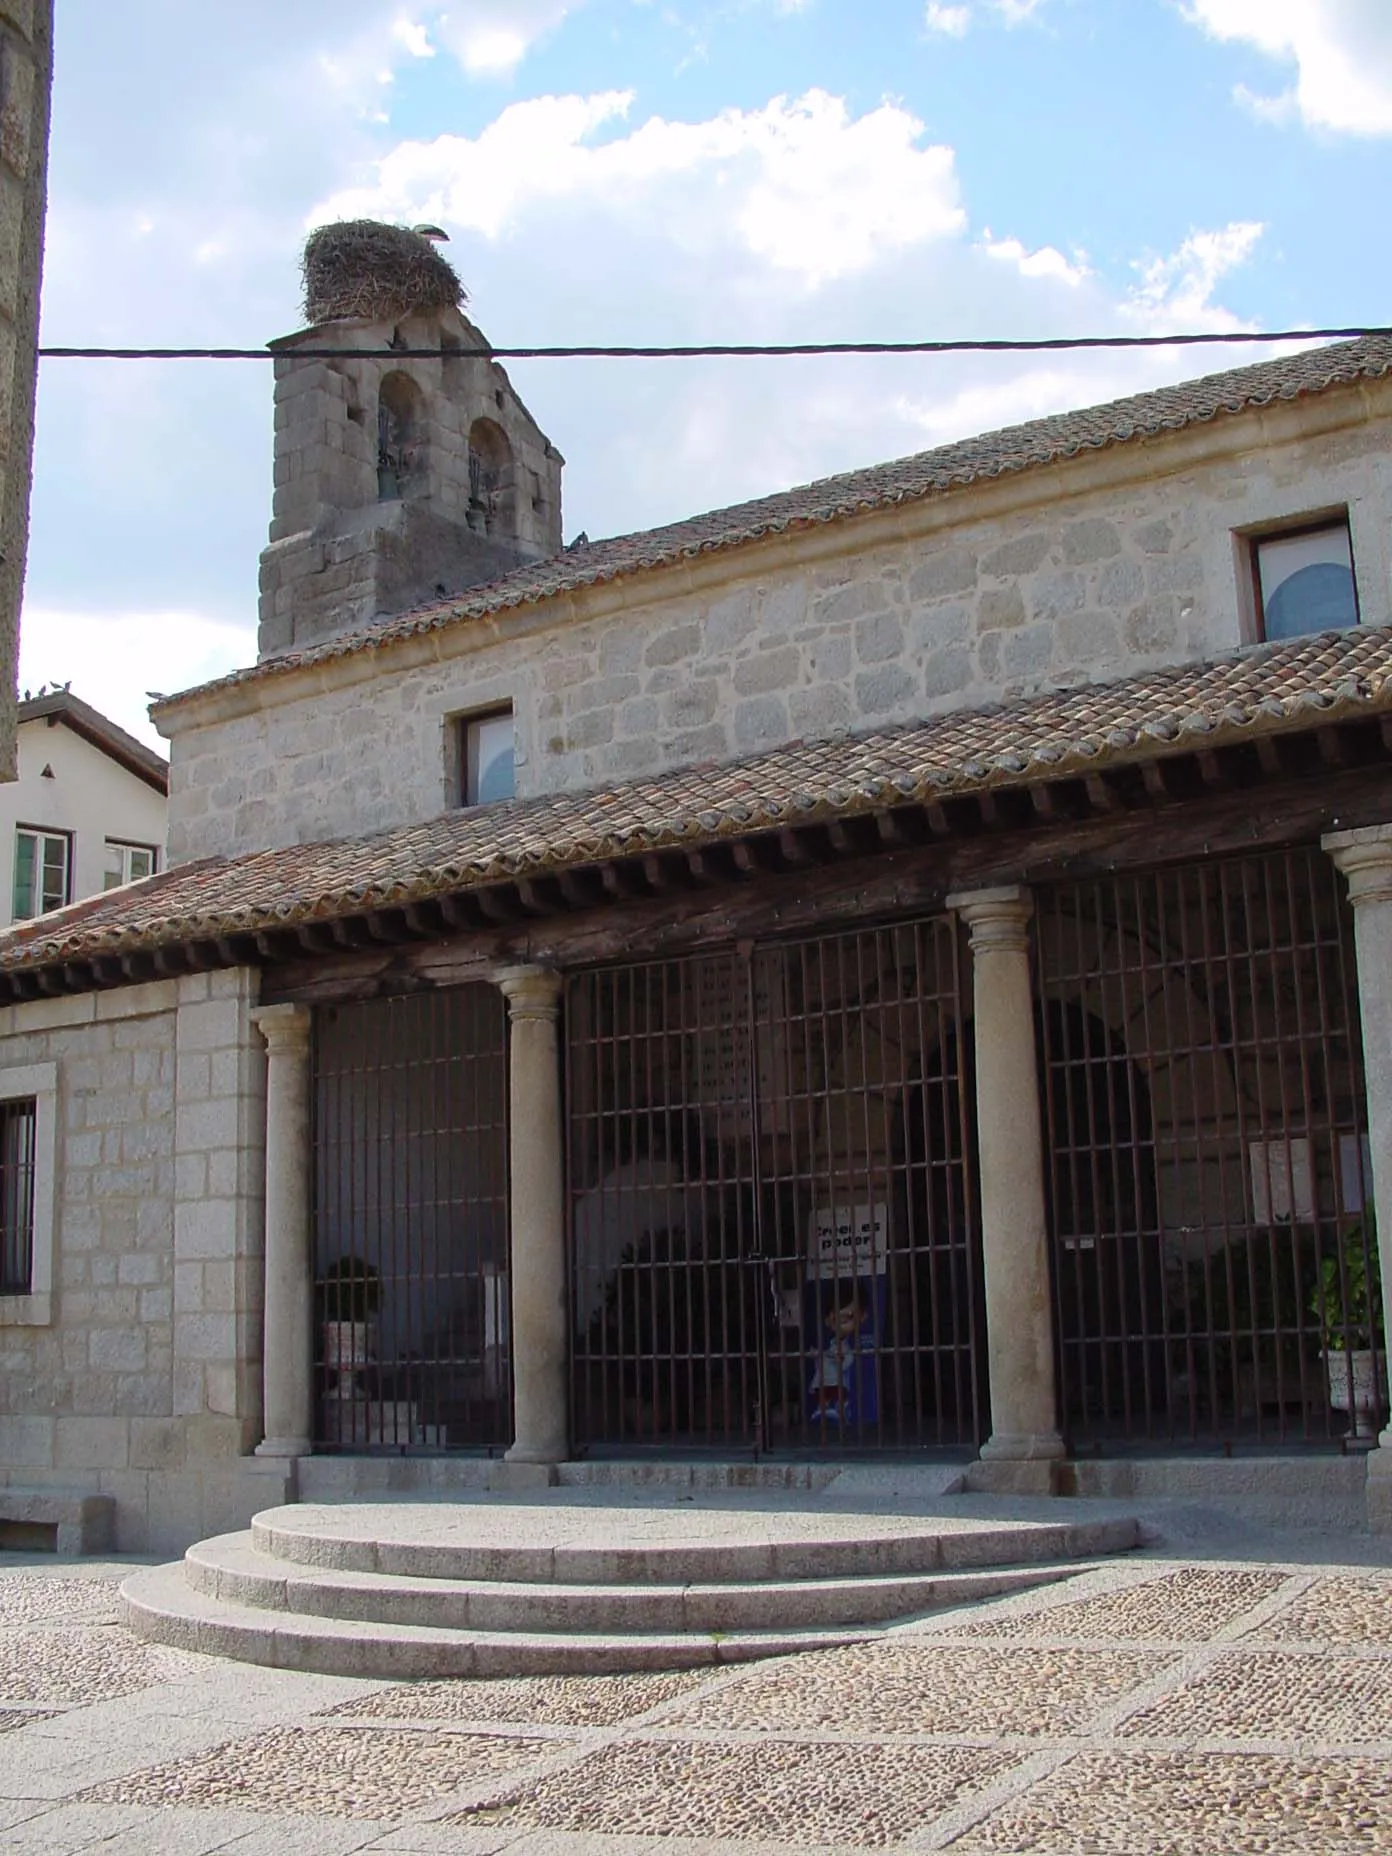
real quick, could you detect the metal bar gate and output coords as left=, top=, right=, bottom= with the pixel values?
left=311, top=987, right=511, bottom=1453
left=1036, top=846, right=1380, bottom=1450
left=566, top=917, right=985, bottom=1454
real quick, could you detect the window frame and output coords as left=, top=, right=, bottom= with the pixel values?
left=458, top=705, right=517, bottom=809
left=13, top=826, right=72, bottom=921
left=1247, top=512, right=1361, bottom=645
left=103, top=839, right=159, bottom=891
left=0, top=1062, right=56, bottom=1327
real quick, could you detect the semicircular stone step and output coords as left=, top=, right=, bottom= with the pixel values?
left=250, top=1500, right=1141, bottom=1586
left=121, top=1561, right=883, bottom=1678
left=183, top=1530, right=1077, bottom=1634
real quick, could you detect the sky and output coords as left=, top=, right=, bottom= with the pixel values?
left=21, top=0, right=1392, bottom=746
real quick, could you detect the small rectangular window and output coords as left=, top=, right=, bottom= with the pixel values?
left=462, top=707, right=516, bottom=807
left=104, top=840, right=157, bottom=890
left=1253, top=519, right=1359, bottom=642
left=13, top=829, right=71, bottom=920
left=0, top=1098, right=36, bottom=1297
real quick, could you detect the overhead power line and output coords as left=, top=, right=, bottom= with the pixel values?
left=35, top=325, right=1392, bottom=362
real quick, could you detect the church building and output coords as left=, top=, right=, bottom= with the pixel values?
left=1, top=225, right=1391, bottom=1551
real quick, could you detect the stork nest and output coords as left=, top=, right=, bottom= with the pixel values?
left=301, top=220, right=465, bottom=326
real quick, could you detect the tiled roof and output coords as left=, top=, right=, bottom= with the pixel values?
left=11, top=625, right=1392, bottom=975
left=155, top=332, right=1392, bottom=710
left=19, top=691, right=169, bottom=793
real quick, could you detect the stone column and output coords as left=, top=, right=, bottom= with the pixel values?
left=250, top=1004, right=314, bottom=1458
left=497, top=967, right=568, bottom=1464
left=946, top=885, right=1064, bottom=1463
left=1323, top=826, right=1392, bottom=1482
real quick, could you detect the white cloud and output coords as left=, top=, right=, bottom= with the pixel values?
left=922, top=0, right=1045, bottom=33
left=314, top=88, right=965, bottom=288
left=1124, top=219, right=1263, bottom=331
left=985, top=234, right=1088, bottom=285
left=390, top=17, right=435, bottom=58
left=925, top=4, right=971, bottom=36
left=428, top=2, right=578, bottom=75
left=17, top=610, right=256, bottom=749
left=1183, top=0, right=1392, bottom=135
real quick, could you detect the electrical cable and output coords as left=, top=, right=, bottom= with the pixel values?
left=35, top=325, right=1392, bottom=362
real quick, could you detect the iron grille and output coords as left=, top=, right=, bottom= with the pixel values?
left=1036, top=847, right=1378, bottom=1449
left=311, top=987, right=510, bottom=1452
left=566, top=917, right=983, bottom=1454
left=0, top=1097, right=35, bottom=1295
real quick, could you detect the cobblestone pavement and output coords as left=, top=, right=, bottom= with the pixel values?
left=1, top=1535, right=1391, bottom=1853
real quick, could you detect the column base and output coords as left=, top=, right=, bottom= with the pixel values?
left=505, top=1441, right=567, bottom=1468
left=255, top=1436, right=312, bottom=1459
left=979, top=1431, right=1066, bottom=1462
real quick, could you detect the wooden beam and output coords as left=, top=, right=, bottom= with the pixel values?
left=1318, top=727, right=1349, bottom=768
left=778, top=828, right=818, bottom=866
left=1084, top=773, right=1123, bottom=813
left=599, top=863, right=645, bottom=902
left=403, top=902, right=447, bottom=938
left=516, top=879, right=559, bottom=917
left=1140, top=760, right=1170, bottom=801
left=556, top=869, right=604, bottom=909
left=476, top=887, right=526, bottom=924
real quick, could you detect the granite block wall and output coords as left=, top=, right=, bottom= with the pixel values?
left=166, top=404, right=1392, bottom=866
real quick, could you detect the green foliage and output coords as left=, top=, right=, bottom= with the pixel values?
left=319, top=1256, right=382, bottom=1324
left=1310, top=1216, right=1383, bottom=1351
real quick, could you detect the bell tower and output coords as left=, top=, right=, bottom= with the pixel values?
left=257, top=221, right=564, bottom=660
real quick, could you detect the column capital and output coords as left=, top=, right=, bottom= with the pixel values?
left=947, top=883, right=1033, bottom=953
left=251, top=1002, right=312, bottom=1056
left=496, top=965, right=564, bottom=1021
left=1324, top=823, right=1392, bottom=909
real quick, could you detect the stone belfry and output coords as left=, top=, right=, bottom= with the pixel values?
left=257, top=221, right=564, bottom=659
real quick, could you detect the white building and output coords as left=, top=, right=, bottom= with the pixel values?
left=1, top=689, right=168, bottom=927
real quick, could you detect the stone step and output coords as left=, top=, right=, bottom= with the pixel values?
left=251, top=1500, right=1142, bottom=1586
left=184, top=1530, right=1073, bottom=1634
left=121, top=1561, right=883, bottom=1678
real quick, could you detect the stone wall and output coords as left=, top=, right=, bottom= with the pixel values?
left=0, top=0, right=52, bottom=782
left=166, top=400, right=1392, bottom=867
left=0, top=967, right=281, bottom=1551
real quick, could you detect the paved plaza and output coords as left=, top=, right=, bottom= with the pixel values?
left=1, top=1521, right=1392, bottom=1853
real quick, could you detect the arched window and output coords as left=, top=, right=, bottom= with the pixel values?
left=466, top=418, right=515, bottom=536
left=377, top=372, right=425, bottom=501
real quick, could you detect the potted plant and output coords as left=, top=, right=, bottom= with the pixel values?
left=1311, top=1215, right=1386, bottom=1436
left=318, top=1256, right=382, bottom=1400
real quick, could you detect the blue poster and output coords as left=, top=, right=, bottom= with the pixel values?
left=804, top=1203, right=889, bottom=1429
left=805, top=1273, right=885, bottom=1427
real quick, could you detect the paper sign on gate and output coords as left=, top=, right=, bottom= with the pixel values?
left=808, top=1203, right=889, bottom=1280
